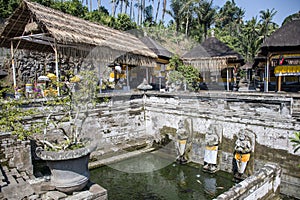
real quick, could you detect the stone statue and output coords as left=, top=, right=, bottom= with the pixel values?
left=203, top=124, right=219, bottom=173
left=233, top=130, right=252, bottom=180
left=176, top=119, right=189, bottom=164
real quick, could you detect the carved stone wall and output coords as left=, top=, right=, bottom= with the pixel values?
left=145, top=91, right=300, bottom=199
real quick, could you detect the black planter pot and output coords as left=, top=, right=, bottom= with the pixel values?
left=36, top=143, right=97, bottom=194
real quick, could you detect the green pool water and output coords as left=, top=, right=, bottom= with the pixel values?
left=90, top=152, right=234, bottom=200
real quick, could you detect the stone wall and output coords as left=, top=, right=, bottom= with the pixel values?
left=0, top=132, right=33, bottom=175
left=144, top=91, right=300, bottom=199
left=0, top=91, right=300, bottom=198
left=214, top=163, right=281, bottom=200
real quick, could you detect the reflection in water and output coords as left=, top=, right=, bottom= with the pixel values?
left=90, top=152, right=234, bottom=200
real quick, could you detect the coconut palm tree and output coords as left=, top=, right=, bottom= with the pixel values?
left=111, top=0, right=120, bottom=17
left=195, top=0, right=216, bottom=39
left=180, top=0, right=198, bottom=36
left=166, top=0, right=184, bottom=33
left=259, top=8, right=277, bottom=41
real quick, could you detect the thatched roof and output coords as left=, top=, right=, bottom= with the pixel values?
left=201, top=37, right=243, bottom=60
left=181, top=37, right=244, bottom=71
left=260, top=19, right=300, bottom=56
left=182, top=37, right=243, bottom=60
left=0, top=0, right=157, bottom=66
left=181, top=44, right=209, bottom=59
left=140, top=36, right=173, bottom=59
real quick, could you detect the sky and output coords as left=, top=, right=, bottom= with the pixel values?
left=92, top=0, right=300, bottom=26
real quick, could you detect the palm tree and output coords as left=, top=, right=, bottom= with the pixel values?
left=195, top=0, right=216, bottom=39
left=166, top=0, right=184, bottom=33
left=239, top=17, right=260, bottom=62
left=180, top=0, right=198, bottom=36
left=259, top=8, right=277, bottom=41
left=216, top=0, right=238, bottom=35
left=234, top=7, right=245, bottom=34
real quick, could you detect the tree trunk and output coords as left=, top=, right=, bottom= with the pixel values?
left=162, top=0, right=166, bottom=22
left=137, top=0, right=141, bottom=25
left=97, top=0, right=101, bottom=11
left=152, top=0, right=155, bottom=23
left=155, top=0, right=160, bottom=23
left=130, top=0, right=133, bottom=19
left=125, top=0, right=129, bottom=15
left=140, top=0, right=145, bottom=25
left=185, top=12, right=189, bottom=36
left=112, top=0, right=116, bottom=17
left=120, top=0, right=123, bottom=14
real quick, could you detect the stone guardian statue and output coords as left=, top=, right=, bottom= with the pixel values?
left=203, top=124, right=219, bottom=173
left=233, top=130, right=252, bottom=180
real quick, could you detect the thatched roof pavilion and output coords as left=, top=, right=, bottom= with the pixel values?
left=260, top=19, right=300, bottom=56
left=181, top=36, right=244, bottom=91
left=182, top=36, right=244, bottom=72
left=0, top=0, right=157, bottom=66
left=257, top=19, right=300, bottom=92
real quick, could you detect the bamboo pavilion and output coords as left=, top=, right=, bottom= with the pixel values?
left=182, top=33, right=244, bottom=91
left=0, top=0, right=157, bottom=96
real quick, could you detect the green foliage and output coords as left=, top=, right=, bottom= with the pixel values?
left=0, top=0, right=19, bottom=19
left=0, top=95, right=43, bottom=140
left=50, top=0, right=88, bottom=18
left=290, top=132, right=300, bottom=153
left=84, top=9, right=112, bottom=25
left=168, top=55, right=200, bottom=91
left=110, top=13, right=137, bottom=31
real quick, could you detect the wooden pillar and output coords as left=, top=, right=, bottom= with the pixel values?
left=226, top=68, right=230, bottom=91
left=278, top=75, right=282, bottom=92
left=126, top=65, right=129, bottom=91
left=265, top=54, right=270, bottom=92
left=11, top=41, right=17, bottom=97
left=53, top=44, right=60, bottom=96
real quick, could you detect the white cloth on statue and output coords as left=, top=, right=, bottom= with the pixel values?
left=236, top=160, right=248, bottom=174
left=204, top=149, right=218, bottom=164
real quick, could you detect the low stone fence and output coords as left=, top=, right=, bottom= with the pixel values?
left=214, top=163, right=281, bottom=200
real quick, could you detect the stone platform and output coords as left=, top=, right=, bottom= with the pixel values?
left=0, top=166, right=107, bottom=200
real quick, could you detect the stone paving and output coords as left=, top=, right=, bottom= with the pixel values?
left=0, top=165, right=107, bottom=200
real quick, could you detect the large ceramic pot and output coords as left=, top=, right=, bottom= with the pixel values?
left=36, top=143, right=97, bottom=194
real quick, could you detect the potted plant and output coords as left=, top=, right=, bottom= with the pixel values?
left=35, top=70, right=99, bottom=193
left=0, top=70, right=99, bottom=194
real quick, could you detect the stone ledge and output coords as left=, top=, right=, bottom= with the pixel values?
left=214, top=163, right=281, bottom=200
